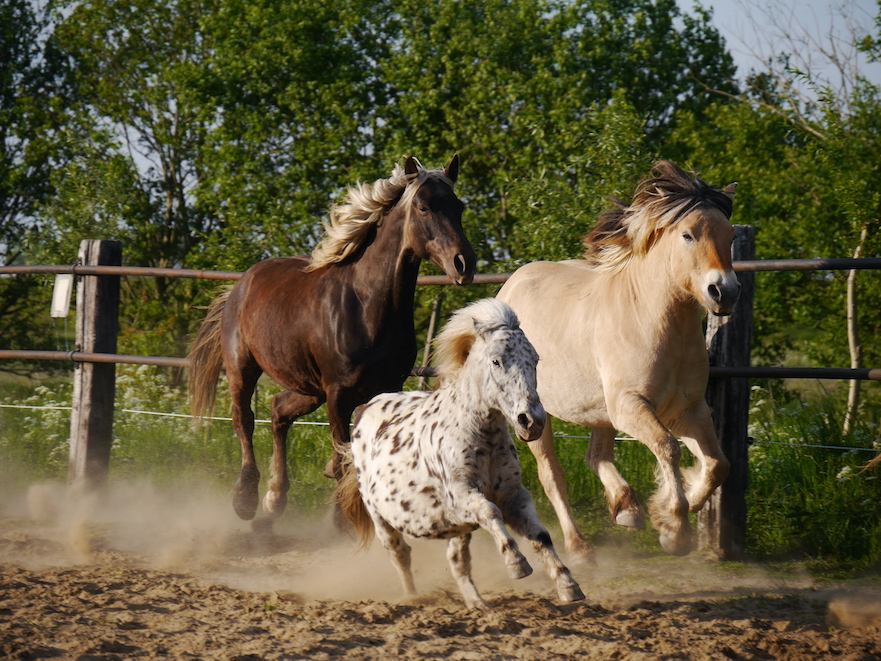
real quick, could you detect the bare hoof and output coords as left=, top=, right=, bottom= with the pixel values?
left=465, top=597, right=491, bottom=611
left=615, top=509, right=646, bottom=530
left=558, top=579, right=586, bottom=603
left=262, top=490, right=287, bottom=520
left=658, top=532, right=692, bottom=556
left=507, top=556, right=533, bottom=580
left=233, top=481, right=259, bottom=521
left=565, top=538, right=596, bottom=566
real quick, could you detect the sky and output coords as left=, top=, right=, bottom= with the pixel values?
left=685, top=0, right=881, bottom=90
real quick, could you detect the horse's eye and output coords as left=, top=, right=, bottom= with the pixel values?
left=682, top=232, right=694, bottom=242
left=492, top=359, right=501, bottom=367
left=419, top=206, right=430, bottom=215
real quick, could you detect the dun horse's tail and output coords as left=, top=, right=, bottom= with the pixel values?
left=335, top=445, right=375, bottom=549
left=188, top=287, right=231, bottom=422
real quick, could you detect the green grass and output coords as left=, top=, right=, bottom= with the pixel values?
left=2, top=369, right=880, bottom=570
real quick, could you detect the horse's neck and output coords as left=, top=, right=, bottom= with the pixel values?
left=609, top=257, right=703, bottom=336
left=441, top=372, right=507, bottom=435
left=352, top=215, right=420, bottom=315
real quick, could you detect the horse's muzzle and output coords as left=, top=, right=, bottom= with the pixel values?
left=515, top=409, right=545, bottom=442
left=707, top=274, right=741, bottom=316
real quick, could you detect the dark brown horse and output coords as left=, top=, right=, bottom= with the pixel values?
left=189, top=156, right=476, bottom=523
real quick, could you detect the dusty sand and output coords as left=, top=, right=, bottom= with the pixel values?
left=2, top=480, right=880, bottom=660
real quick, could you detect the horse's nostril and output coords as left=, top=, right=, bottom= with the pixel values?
left=518, top=413, right=531, bottom=429
left=455, top=254, right=467, bottom=274
left=708, top=284, right=721, bottom=302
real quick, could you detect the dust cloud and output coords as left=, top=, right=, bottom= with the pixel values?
left=2, top=478, right=880, bottom=659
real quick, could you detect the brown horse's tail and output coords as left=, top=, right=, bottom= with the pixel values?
left=188, top=287, right=231, bottom=422
left=335, top=445, right=375, bottom=550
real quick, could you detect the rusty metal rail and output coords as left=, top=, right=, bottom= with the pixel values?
left=2, top=257, right=881, bottom=280
left=2, top=257, right=881, bottom=380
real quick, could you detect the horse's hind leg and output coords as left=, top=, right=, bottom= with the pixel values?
left=446, top=534, right=489, bottom=611
left=528, top=416, right=594, bottom=562
left=228, top=362, right=262, bottom=521
left=672, top=401, right=730, bottom=512
left=502, top=488, right=584, bottom=603
left=262, top=390, right=323, bottom=521
left=373, top=517, right=416, bottom=597
left=324, top=387, right=358, bottom=480
left=587, top=426, right=646, bottom=530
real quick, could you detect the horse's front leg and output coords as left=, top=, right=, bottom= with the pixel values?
left=446, top=534, right=489, bottom=611
left=501, top=488, right=585, bottom=603
left=587, top=426, right=646, bottom=530
left=528, top=417, right=595, bottom=562
left=457, top=491, right=532, bottom=579
left=262, top=390, right=322, bottom=522
left=672, top=401, right=730, bottom=512
left=613, top=397, right=691, bottom=556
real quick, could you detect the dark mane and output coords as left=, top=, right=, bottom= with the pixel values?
left=583, top=161, right=733, bottom=271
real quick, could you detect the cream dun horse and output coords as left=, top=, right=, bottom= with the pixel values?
left=498, top=161, right=739, bottom=558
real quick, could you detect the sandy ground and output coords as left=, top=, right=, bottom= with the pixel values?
left=2, top=480, right=880, bottom=660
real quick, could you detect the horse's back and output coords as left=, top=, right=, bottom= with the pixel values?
left=499, top=260, right=608, bottom=424
left=353, top=390, right=473, bottom=538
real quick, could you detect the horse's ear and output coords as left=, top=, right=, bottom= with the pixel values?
left=404, top=156, right=419, bottom=176
left=473, top=317, right=495, bottom=338
left=444, top=154, right=459, bottom=183
left=723, top=182, right=737, bottom=201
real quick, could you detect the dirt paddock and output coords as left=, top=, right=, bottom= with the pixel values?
left=1, top=481, right=880, bottom=660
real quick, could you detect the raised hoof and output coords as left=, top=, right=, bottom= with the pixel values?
left=262, top=490, right=288, bottom=520
left=507, top=556, right=533, bottom=580
left=615, top=509, right=646, bottom=530
left=558, top=580, right=586, bottom=603
left=658, top=532, right=693, bottom=556
left=233, top=484, right=259, bottom=521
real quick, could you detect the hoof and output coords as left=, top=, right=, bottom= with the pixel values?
left=233, top=484, right=259, bottom=521
left=565, top=538, right=596, bottom=566
left=465, top=598, right=491, bottom=612
left=262, top=490, right=288, bottom=520
left=615, top=509, right=646, bottom=530
left=558, top=581, right=586, bottom=603
left=507, top=556, right=533, bottom=580
left=658, top=532, right=692, bottom=556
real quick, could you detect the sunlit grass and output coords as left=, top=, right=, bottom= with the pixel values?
left=2, top=370, right=880, bottom=569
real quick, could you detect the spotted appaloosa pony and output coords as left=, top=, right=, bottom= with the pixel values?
left=336, top=299, right=584, bottom=610
left=498, top=161, right=740, bottom=559
left=189, top=156, right=476, bottom=525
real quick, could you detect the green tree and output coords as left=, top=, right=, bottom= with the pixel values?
left=40, top=0, right=390, bottom=356
left=0, top=0, right=73, bottom=362
left=669, top=75, right=881, bottom=416
left=378, top=0, right=736, bottom=268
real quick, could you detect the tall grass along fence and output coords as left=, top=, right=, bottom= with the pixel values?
left=2, top=235, right=881, bottom=561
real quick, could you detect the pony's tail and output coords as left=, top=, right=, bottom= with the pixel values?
left=334, top=444, right=375, bottom=550
left=188, top=287, right=231, bottom=424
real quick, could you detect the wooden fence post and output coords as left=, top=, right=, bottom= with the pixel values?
left=68, top=240, right=122, bottom=492
left=699, top=225, right=755, bottom=559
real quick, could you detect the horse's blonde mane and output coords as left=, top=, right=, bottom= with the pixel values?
left=305, top=162, right=455, bottom=272
left=433, top=299, right=520, bottom=383
left=583, top=161, right=734, bottom=273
